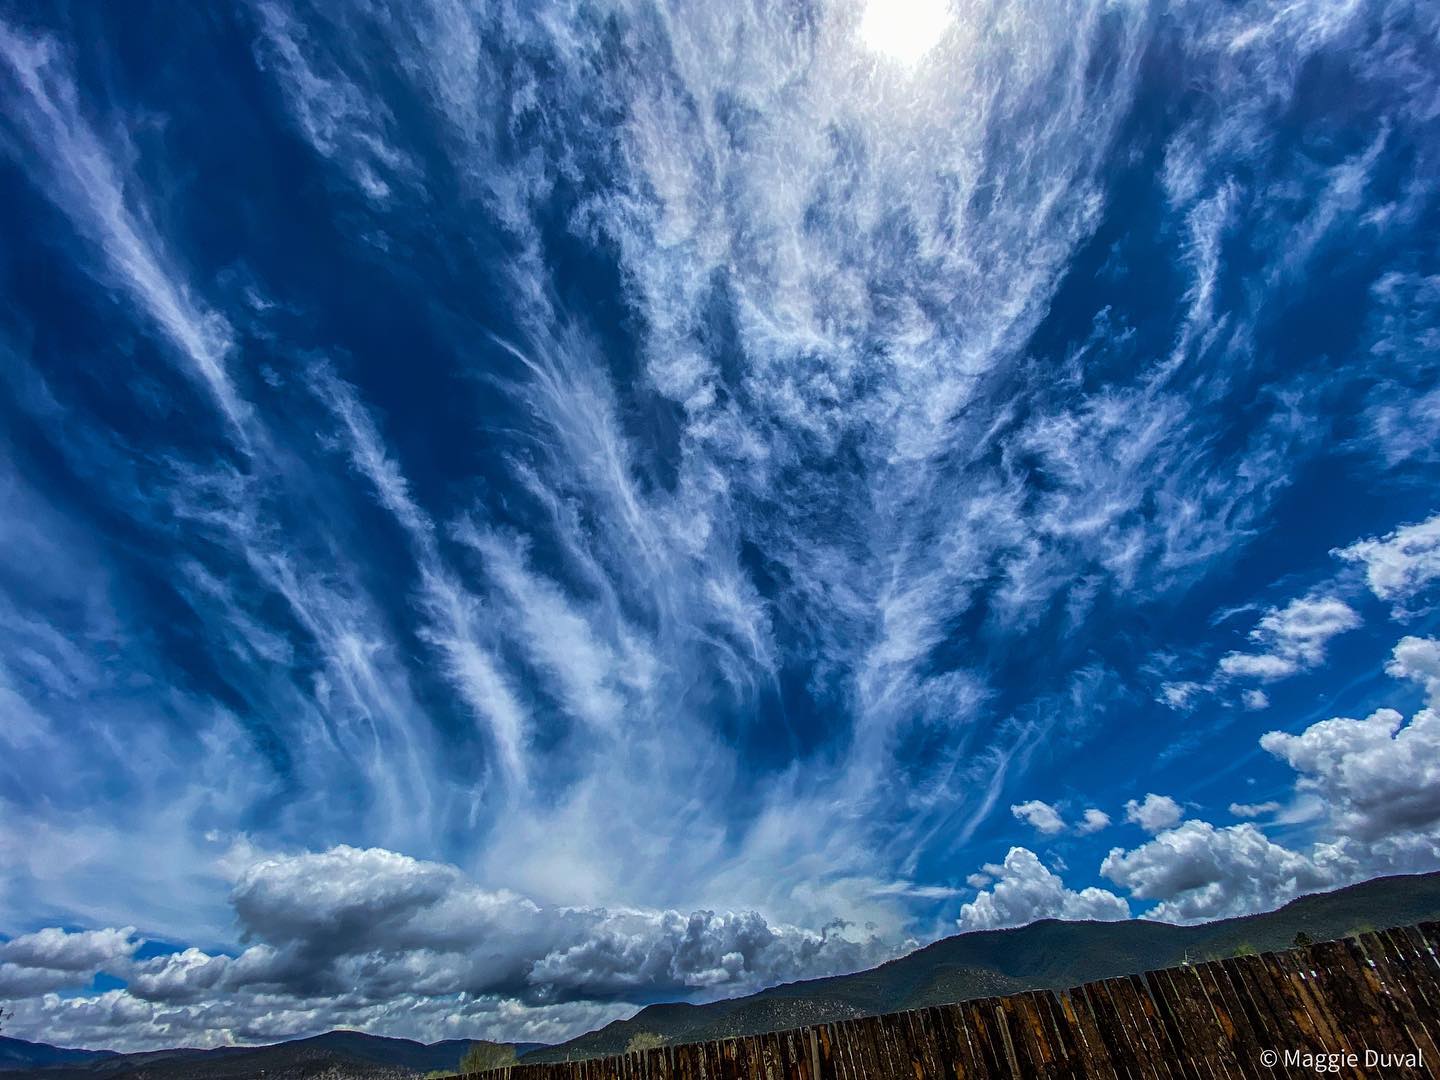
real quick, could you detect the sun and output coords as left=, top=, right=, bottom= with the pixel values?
left=856, top=0, right=954, bottom=66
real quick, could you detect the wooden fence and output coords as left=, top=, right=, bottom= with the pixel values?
left=472, top=922, right=1440, bottom=1079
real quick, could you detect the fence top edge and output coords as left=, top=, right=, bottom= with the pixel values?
left=460, top=919, right=1435, bottom=1078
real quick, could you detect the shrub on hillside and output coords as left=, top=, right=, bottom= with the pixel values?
left=625, top=1032, right=665, bottom=1054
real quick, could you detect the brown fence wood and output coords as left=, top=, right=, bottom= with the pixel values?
left=465, top=924, right=1440, bottom=1079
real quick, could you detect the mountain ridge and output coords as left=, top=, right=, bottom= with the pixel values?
left=0, top=1031, right=547, bottom=1079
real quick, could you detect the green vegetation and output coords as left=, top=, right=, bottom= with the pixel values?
left=1292, top=930, right=1314, bottom=947
left=460, top=1040, right=519, bottom=1075
left=625, top=1032, right=665, bottom=1054
left=1231, top=942, right=1257, bottom=957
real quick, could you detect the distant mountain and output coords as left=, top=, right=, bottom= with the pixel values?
left=523, top=870, right=1440, bottom=1063
left=0, top=1031, right=545, bottom=1079
left=0, top=1039, right=116, bottom=1071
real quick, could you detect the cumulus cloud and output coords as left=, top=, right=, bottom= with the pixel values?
left=0, top=926, right=139, bottom=971
left=1260, top=707, right=1440, bottom=844
left=1387, top=635, right=1440, bottom=700
left=0, top=927, right=143, bottom=998
left=1257, top=640, right=1440, bottom=865
left=1, top=844, right=905, bottom=1049
left=227, top=845, right=898, bottom=1002
left=1010, top=800, right=1066, bottom=835
left=958, top=848, right=1128, bottom=931
left=1124, top=794, right=1182, bottom=834
left=1100, top=820, right=1328, bottom=923
left=1009, top=802, right=1108, bottom=837
left=1099, top=636, right=1440, bottom=922
left=0, top=964, right=90, bottom=997
left=1336, top=513, right=1440, bottom=616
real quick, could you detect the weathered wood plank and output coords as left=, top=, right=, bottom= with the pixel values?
left=1268, top=949, right=1362, bottom=1080
left=1212, top=956, right=1289, bottom=1080
left=1136, top=968, right=1202, bottom=1080
left=1081, top=978, right=1141, bottom=1080
left=1323, top=936, right=1423, bottom=1076
left=1375, top=927, right=1440, bottom=1050
left=1059, top=984, right=1118, bottom=1080
left=1193, top=960, right=1264, bottom=1080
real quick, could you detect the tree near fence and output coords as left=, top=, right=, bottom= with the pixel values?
left=460, top=1041, right=518, bottom=1075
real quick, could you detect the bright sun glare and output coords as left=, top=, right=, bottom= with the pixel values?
left=857, top=0, right=954, bottom=66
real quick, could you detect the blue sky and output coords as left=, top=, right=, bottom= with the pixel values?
left=1, top=0, right=1439, bottom=1053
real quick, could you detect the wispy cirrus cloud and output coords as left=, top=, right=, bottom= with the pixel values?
left=0, top=24, right=244, bottom=427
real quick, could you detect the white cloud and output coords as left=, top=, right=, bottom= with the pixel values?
left=1254, top=597, right=1362, bottom=665
left=958, top=848, right=1128, bottom=932
left=1219, top=595, right=1359, bottom=683
left=1259, top=638, right=1440, bottom=856
left=310, top=364, right=533, bottom=785
left=225, top=845, right=902, bottom=1000
left=1124, top=794, right=1182, bottom=833
left=2, top=843, right=907, bottom=1051
left=1228, top=801, right=1280, bottom=818
left=0, top=926, right=139, bottom=972
left=1076, top=808, right=1111, bottom=835
left=1218, top=652, right=1298, bottom=680
left=0, top=928, right=143, bottom=998
left=1100, top=820, right=1328, bottom=923
left=1386, top=635, right=1440, bottom=700
left=0, top=964, right=87, bottom=996
left=1336, top=513, right=1440, bottom=616
left=251, top=1, right=418, bottom=203
left=1160, top=681, right=1203, bottom=710
left=1260, top=706, right=1440, bottom=838
left=1010, top=800, right=1066, bottom=835
left=1241, top=689, right=1270, bottom=710
left=1101, top=636, right=1440, bottom=922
